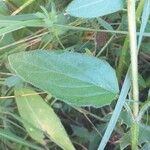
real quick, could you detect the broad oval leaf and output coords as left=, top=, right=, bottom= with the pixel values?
left=66, top=0, right=125, bottom=18
left=15, top=88, right=75, bottom=150
left=9, top=50, right=119, bottom=107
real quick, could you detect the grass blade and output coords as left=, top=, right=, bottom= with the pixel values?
left=97, top=70, right=131, bottom=150
left=0, top=129, right=44, bottom=150
left=138, top=0, right=150, bottom=49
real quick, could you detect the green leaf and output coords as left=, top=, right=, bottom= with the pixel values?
left=15, top=88, right=75, bottom=150
left=66, top=0, right=125, bottom=18
left=9, top=50, right=119, bottom=107
left=119, top=110, right=133, bottom=127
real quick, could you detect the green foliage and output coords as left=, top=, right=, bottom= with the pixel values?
left=15, top=88, right=75, bottom=150
left=9, top=50, right=119, bottom=107
left=0, top=0, right=150, bottom=149
left=120, top=124, right=150, bottom=149
left=66, top=0, right=125, bottom=18
left=0, top=129, right=44, bottom=150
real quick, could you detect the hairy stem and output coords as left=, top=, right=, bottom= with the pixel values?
left=127, top=0, right=139, bottom=149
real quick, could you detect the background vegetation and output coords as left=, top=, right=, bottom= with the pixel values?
left=0, top=0, right=150, bottom=150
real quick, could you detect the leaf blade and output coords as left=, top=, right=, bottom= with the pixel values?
left=66, top=0, right=125, bottom=18
left=15, top=88, right=75, bottom=150
left=9, top=50, right=119, bottom=107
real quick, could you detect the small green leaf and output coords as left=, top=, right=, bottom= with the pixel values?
left=119, top=110, right=133, bottom=127
left=15, top=88, right=75, bottom=150
left=9, top=50, right=119, bottom=107
left=66, top=0, right=125, bottom=18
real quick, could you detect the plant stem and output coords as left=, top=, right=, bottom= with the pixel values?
left=117, top=0, right=145, bottom=81
left=127, top=0, right=139, bottom=149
